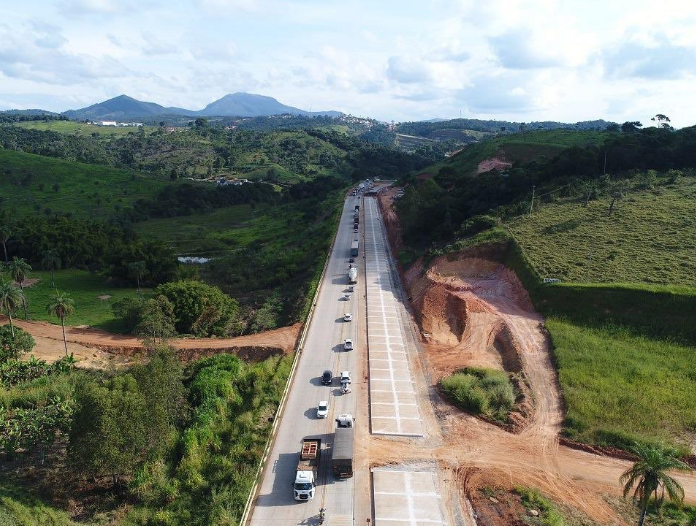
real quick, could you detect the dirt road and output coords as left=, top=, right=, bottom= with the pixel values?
left=374, top=191, right=696, bottom=524
left=2, top=316, right=301, bottom=367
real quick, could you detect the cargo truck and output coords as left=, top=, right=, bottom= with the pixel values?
left=348, top=266, right=358, bottom=284
left=351, top=240, right=359, bottom=257
left=332, top=427, right=354, bottom=478
left=294, top=438, right=321, bottom=501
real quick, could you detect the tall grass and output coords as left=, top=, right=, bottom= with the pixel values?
left=441, top=367, right=517, bottom=422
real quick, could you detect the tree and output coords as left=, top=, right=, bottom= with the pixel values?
left=7, top=257, right=31, bottom=320
left=651, top=114, right=672, bottom=130
left=46, top=291, right=75, bottom=357
left=0, top=325, right=35, bottom=362
left=621, top=121, right=643, bottom=133
left=155, top=280, right=239, bottom=337
left=608, top=179, right=630, bottom=215
left=133, top=295, right=176, bottom=345
left=128, top=260, right=147, bottom=293
left=41, top=248, right=61, bottom=288
left=0, top=226, right=10, bottom=264
left=69, top=375, right=149, bottom=487
left=0, top=279, right=23, bottom=338
left=620, top=444, right=691, bottom=526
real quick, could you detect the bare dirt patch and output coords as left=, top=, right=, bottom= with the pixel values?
left=477, top=157, right=512, bottom=174
left=3, top=315, right=302, bottom=367
left=13, top=278, right=40, bottom=288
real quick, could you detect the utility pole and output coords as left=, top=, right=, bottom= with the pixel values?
left=603, top=148, right=607, bottom=175
left=529, top=185, right=535, bottom=216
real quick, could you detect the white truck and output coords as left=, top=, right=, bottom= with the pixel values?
left=348, top=266, right=358, bottom=284
left=294, top=438, right=321, bottom=501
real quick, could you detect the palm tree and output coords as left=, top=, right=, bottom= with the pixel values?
left=7, top=257, right=32, bottom=320
left=128, top=261, right=146, bottom=294
left=0, top=279, right=23, bottom=338
left=0, top=226, right=10, bottom=264
left=41, top=249, right=61, bottom=289
left=46, top=291, right=75, bottom=357
left=620, top=443, right=692, bottom=526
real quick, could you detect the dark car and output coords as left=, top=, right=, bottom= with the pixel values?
left=349, top=257, right=355, bottom=263
left=321, top=370, right=333, bottom=385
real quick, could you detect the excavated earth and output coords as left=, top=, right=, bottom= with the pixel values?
left=372, top=189, right=696, bottom=525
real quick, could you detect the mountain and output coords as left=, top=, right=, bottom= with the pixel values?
left=63, top=93, right=341, bottom=121
left=63, top=95, right=193, bottom=120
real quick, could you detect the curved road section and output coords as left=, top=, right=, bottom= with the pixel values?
left=248, top=198, right=363, bottom=526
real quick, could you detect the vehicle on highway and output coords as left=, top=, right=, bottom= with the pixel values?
left=335, top=413, right=354, bottom=428
left=347, top=285, right=354, bottom=292
left=343, top=313, right=352, bottom=322
left=348, top=266, right=358, bottom=284
left=317, top=401, right=329, bottom=419
left=341, top=383, right=351, bottom=394
left=353, top=228, right=358, bottom=233
left=332, top=427, right=354, bottom=478
left=340, top=371, right=352, bottom=384
left=321, top=370, right=332, bottom=385
left=342, top=293, right=350, bottom=301
left=349, top=257, right=355, bottom=263
left=343, top=338, right=353, bottom=351
left=351, top=239, right=359, bottom=256
left=294, top=438, right=321, bottom=500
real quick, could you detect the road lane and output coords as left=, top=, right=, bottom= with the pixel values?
left=249, top=197, right=363, bottom=526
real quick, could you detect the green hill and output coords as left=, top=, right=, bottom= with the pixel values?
left=0, top=149, right=172, bottom=219
left=507, top=176, right=696, bottom=285
left=430, top=129, right=611, bottom=177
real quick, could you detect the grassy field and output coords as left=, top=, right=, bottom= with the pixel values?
left=134, top=203, right=267, bottom=256
left=550, top=318, right=696, bottom=451
left=508, top=177, right=696, bottom=286
left=0, top=150, right=172, bottom=220
left=430, top=129, right=610, bottom=176
left=16, top=120, right=153, bottom=136
left=1, top=269, right=144, bottom=331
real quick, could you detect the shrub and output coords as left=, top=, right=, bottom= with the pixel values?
left=458, top=214, right=499, bottom=237
left=0, top=325, right=35, bottom=363
left=441, top=367, right=517, bottom=422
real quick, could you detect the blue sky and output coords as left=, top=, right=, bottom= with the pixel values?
left=1, top=0, right=696, bottom=126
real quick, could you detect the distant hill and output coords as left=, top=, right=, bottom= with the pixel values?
left=199, top=92, right=340, bottom=117
left=63, top=94, right=193, bottom=120
left=63, top=93, right=341, bottom=121
left=0, top=109, right=58, bottom=116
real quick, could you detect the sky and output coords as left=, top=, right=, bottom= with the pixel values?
left=1, top=0, right=696, bottom=126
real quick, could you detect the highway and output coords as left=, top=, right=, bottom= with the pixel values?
left=248, top=196, right=365, bottom=526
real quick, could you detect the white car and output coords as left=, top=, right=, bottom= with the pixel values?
left=353, top=228, right=358, bottom=233
left=343, top=313, right=353, bottom=322
left=342, top=294, right=350, bottom=301
left=343, top=339, right=353, bottom=351
left=340, top=371, right=352, bottom=384
left=316, top=401, right=329, bottom=419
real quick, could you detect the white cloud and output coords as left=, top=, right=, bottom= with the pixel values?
left=601, top=35, right=696, bottom=79
left=386, top=56, right=432, bottom=84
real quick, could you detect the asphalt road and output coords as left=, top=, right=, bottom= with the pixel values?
left=249, top=197, right=364, bottom=526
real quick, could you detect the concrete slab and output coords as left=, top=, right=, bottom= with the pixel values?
left=372, top=469, right=447, bottom=525
left=365, top=199, right=424, bottom=437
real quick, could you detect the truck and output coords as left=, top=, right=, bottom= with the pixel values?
left=294, top=438, right=321, bottom=501
left=332, top=427, right=354, bottom=478
left=354, top=204, right=360, bottom=212
left=351, top=240, right=359, bottom=257
left=348, top=266, right=358, bottom=284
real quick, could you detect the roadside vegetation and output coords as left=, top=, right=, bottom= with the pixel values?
left=0, top=340, right=292, bottom=524
left=440, top=367, right=518, bottom=423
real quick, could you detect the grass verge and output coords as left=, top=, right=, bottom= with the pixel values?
left=440, top=367, right=518, bottom=423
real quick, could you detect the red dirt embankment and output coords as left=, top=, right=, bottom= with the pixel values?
left=1, top=316, right=301, bottom=368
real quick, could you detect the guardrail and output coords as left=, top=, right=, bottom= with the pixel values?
left=238, top=200, right=343, bottom=526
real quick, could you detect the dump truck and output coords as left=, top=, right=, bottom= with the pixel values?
left=294, top=438, right=321, bottom=501
left=351, top=240, right=359, bottom=257
left=348, top=266, right=358, bottom=284
left=332, top=427, right=354, bottom=478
